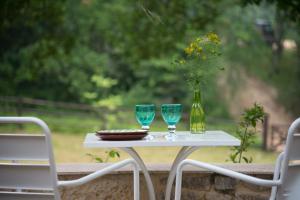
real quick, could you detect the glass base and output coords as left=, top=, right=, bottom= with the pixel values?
left=145, top=134, right=154, bottom=140
left=165, top=133, right=177, bottom=141
left=141, top=125, right=150, bottom=131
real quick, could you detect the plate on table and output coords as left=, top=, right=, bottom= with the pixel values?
left=96, top=129, right=148, bottom=141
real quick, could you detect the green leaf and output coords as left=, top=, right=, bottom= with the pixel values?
left=109, top=150, right=116, bottom=158
left=242, top=156, right=249, bottom=163
left=95, top=157, right=103, bottom=163
left=249, top=157, right=253, bottom=163
left=86, top=153, right=104, bottom=163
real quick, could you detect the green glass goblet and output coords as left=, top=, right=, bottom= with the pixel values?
left=161, top=104, right=182, bottom=139
left=135, top=104, right=156, bottom=131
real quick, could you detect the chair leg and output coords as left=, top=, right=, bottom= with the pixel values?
left=174, top=166, right=183, bottom=200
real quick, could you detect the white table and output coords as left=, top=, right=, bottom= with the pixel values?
left=84, top=131, right=240, bottom=200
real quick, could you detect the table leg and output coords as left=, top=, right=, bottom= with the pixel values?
left=121, top=147, right=156, bottom=200
left=164, top=146, right=189, bottom=200
left=165, top=146, right=200, bottom=200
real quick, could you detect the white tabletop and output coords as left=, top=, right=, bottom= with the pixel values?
left=83, top=131, right=240, bottom=148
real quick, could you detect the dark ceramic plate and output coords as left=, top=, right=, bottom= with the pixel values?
left=96, top=129, right=148, bottom=135
left=96, top=133, right=148, bottom=141
left=95, top=129, right=148, bottom=141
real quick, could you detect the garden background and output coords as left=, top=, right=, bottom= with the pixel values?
left=1, top=0, right=299, bottom=163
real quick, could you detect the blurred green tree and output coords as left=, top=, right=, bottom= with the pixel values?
left=0, top=0, right=228, bottom=116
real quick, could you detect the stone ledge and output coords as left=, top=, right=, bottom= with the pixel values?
left=57, top=163, right=275, bottom=175
left=57, top=163, right=274, bottom=200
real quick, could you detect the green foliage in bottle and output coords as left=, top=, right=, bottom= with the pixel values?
left=174, top=32, right=224, bottom=133
left=174, top=32, right=223, bottom=90
left=190, top=89, right=205, bottom=133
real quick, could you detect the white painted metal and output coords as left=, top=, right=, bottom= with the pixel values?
left=84, top=131, right=240, bottom=148
left=0, top=192, right=55, bottom=200
left=0, top=164, right=52, bottom=190
left=164, top=147, right=189, bottom=200
left=58, top=159, right=134, bottom=187
left=175, top=118, right=300, bottom=200
left=0, top=117, right=60, bottom=199
left=165, top=146, right=200, bottom=200
left=58, top=159, right=140, bottom=200
left=0, top=134, right=48, bottom=160
left=276, top=118, right=300, bottom=200
left=288, top=134, right=300, bottom=160
left=121, top=147, right=154, bottom=200
left=84, top=130, right=240, bottom=200
left=0, top=117, right=140, bottom=200
left=270, top=152, right=284, bottom=199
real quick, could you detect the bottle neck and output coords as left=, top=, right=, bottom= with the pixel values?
left=193, top=89, right=201, bottom=103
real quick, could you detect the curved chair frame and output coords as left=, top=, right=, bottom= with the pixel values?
left=0, top=117, right=139, bottom=200
left=175, top=118, right=300, bottom=200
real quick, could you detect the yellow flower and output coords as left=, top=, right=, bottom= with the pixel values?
left=190, top=42, right=197, bottom=49
left=184, top=32, right=221, bottom=57
left=207, top=32, right=220, bottom=44
left=196, top=37, right=202, bottom=42
left=197, top=47, right=202, bottom=53
left=184, top=47, right=193, bottom=55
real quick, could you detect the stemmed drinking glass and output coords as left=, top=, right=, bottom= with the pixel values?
left=135, top=104, right=156, bottom=131
left=161, top=104, right=182, bottom=140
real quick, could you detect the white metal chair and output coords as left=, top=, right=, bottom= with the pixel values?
left=0, top=117, right=140, bottom=200
left=175, top=118, right=300, bottom=200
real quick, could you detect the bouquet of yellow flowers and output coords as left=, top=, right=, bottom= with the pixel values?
left=174, top=32, right=223, bottom=133
left=174, top=32, right=223, bottom=89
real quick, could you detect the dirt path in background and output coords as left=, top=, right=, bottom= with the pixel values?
left=218, top=69, right=293, bottom=151
left=218, top=69, right=292, bottom=126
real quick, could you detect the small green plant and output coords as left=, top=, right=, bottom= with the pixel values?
left=86, top=149, right=120, bottom=163
left=229, top=103, right=265, bottom=163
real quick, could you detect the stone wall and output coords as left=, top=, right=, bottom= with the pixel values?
left=57, top=163, right=274, bottom=200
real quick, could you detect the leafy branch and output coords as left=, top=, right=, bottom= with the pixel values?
left=229, top=103, right=265, bottom=163
left=86, top=149, right=120, bottom=163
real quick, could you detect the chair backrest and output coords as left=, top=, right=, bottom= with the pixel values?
left=276, top=118, right=300, bottom=200
left=0, top=117, right=60, bottom=200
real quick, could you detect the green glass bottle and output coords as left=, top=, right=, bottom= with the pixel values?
left=190, top=89, right=205, bottom=133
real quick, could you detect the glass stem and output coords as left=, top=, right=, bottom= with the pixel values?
left=168, top=125, right=176, bottom=134
left=142, top=125, right=150, bottom=131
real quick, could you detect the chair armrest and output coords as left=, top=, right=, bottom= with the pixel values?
left=270, top=152, right=284, bottom=199
left=177, top=159, right=281, bottom=187
left=58, top=159, right=138, bottom=187
left=273, top=152, right=284, bottom=181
